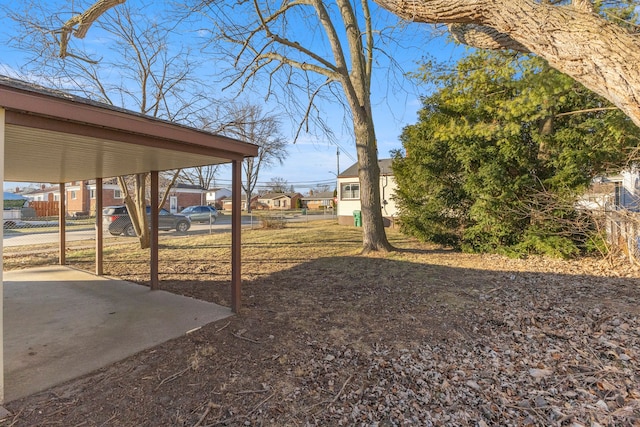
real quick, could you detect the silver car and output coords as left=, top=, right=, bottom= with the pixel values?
left=180, top=205, right=219, bottom=223
left=104, top=205, right=191, bottom=236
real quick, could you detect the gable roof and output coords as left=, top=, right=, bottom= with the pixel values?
left=338, top=158, right=394, bottom=178
left=258, top=192, right=301, bottom=200
left=302, top=191, right=334, bottom=200
left=172, top=183, right=206, bottom=191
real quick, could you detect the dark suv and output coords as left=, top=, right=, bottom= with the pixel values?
left=104, top=205, right=191, bottom=237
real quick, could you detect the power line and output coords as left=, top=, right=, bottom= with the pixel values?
left=214, top=178, right=336, bottom=187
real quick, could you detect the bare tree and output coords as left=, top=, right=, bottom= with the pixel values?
left=179, top=166, right=220, bottom=191
left=265, top=177, right=291, bottom=194
left=220, top=103, right=288, bottom=213
left=178, top=106, right=260, bottom=191
left=21, top=0, right=410, bottom=252
left=193, top=0, right=399, bottom=252
left=7, top=1, right=212, bottom=248
left=312, top=184, right=332, bottom=194
left=374, top=0, right=640, bottom=128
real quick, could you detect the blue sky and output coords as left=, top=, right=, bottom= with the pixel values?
left=0, top=0, right=465, bottom=193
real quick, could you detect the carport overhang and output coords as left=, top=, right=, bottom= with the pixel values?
left=0, top=76, right=259, bottom=403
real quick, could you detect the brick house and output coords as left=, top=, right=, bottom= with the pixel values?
left=21, top=180, right=206, bottom=216
left=255, top=192, right=302, bottom=210
left=301, top=191, right=334, bottom=210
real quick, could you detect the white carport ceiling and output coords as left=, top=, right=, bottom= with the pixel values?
left=5, top=124, right=230, bottom=183
left=1, top=76, right=257, bottom=183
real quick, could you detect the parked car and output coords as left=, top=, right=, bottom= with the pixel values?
left=103, top=205, right=191, bottom=236
left=180, top=205, right=219, bottom=223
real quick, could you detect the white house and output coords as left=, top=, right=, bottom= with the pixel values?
left=205, top=187, right=232, bottom=206
left=579, top=167, right=640, bottom=212
left=336, top=158, right=398, bottom=226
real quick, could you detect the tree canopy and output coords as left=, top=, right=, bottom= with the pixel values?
left=393, top=50, right=640, bottom=256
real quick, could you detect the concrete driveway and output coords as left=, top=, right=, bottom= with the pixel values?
left=3, top=266, right=232, bottom=402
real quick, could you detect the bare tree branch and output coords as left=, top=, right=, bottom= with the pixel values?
left=373, top=0, right=640, bottom=127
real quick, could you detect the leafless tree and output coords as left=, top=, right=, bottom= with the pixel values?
left=374, top=0, right=640, bottom=128
left=312, top=184, right=332, bottom=194
left=6, top=0, right=212, bottom=248
left=179, top=166, right=220, bottom=192
left=218, top=102, right=288, bottom=213
left=265, top=177, right=291, bottom=194
left=19, top=0, right=423, bottom=252
left=190, top=0, right=404, bottom=252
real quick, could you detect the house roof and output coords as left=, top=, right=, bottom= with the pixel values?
left=258, top=192, right=301, bottom=200
left=338, top=158, right=394, bottom=178
left=0, top=75, right=258, bottom=183
left=302, top=191, right=334, bottom=200
left=20, top=186, right=60, bottom=195
left=172, top=183, right=206, bottom=191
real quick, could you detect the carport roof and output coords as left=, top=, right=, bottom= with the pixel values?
left=0, top=75, right=258, bottom=183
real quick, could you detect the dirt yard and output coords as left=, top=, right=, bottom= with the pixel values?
left=2, top=220, right=640, bottom=426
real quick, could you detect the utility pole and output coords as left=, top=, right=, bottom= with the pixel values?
left=336, top=148, right=340, bottom=177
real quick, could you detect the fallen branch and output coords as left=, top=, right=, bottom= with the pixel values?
left=193, top=402, right=219, bottom=427
left=332, top=375, right=353, bottom=403
left=247, top=393, right=275, bottom=416
left=232, top=332, right=260, bottom=344
left=215, top=321, right=231, bottom=333
left=155, top=366, right=191, bottom=390
left=304, top=375, right=353, bottom=413
left=8, top=407, right=24, bottom=427
left=98, top=413, right=117, bottom=427
left=236, top=389, right=269, bottom=395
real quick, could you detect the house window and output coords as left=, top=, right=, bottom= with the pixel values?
left=274, top=200, right=281, bottom=207
left=114, top=189, right=123, bottom=199
left=614, top=182, right=622, bottom=207
left=89, top=189, right=95, bottom=199
left=70, top=190, right=77, bottom=200
left=341, top=183, right=360, bottom=200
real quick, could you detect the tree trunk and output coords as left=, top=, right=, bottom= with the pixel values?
left=245, top=190, right=252, bottom=213
left=120, top=173, right=150, bottom=249
left=373, top=0, right=640, bottom=128
left=354, top=115, right=393, bottom=253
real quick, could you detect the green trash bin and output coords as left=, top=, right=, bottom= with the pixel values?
left=353, top=210, right=362, bottom=227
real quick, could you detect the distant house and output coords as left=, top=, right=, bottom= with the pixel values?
left=336, top=158, right=398, bottom=226
left=579, top=168, right=640, bottom=212
left=302, top=191, right=334, bottom=210
left=166, top=183, right=206, bottom=212
left=20, top=180, right=206, bottom=216
left=20, top=185, right=60, bottom=202
left=205, top=187, right=232, bottom=208
left=221, top=195, right=253, bottom=211
left=255, top=192, right=302, bottom=210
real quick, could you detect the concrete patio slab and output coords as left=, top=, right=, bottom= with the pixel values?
left=3, top=266, right=232, bottom=402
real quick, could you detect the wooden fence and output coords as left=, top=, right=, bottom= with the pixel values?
left=605, top=210, right=640, bottom=265
left=29, top=201, right=59, bottom=217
